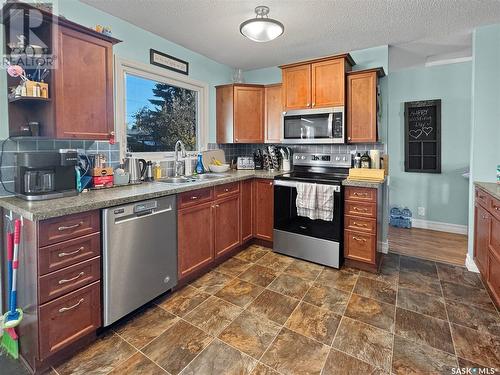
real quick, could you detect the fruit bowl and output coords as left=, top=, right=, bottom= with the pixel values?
left=209, top=164, right=230, bottom=173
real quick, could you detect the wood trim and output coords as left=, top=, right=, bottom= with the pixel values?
left=279, top=52, right=355, bottom=69
left=348, top=67, right=386, bottom=78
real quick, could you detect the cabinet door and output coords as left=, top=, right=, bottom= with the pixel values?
left=216, top=85, right=234, bottom=144
left=234, top=86, right=264, bottom=143
left=487, top=250, right=500, bottom=307
left=178, top=202, right=214, bottom=279
left=282, top=65, right=311, bottom=110
left=344, top=230, right=376, bottom=265
left=474, top=204, right=490, bottom=276
left=253, top=179, right=274, bottom=241
left=347, top=71, right=378, bottom=143
left=54, top=26, right=114, bottom=140
left=240, top=180, right=253, bottom=242
left=214, top=195, right=241, bottom=258
left=265, top=84, right=283, bottom=143
left=311, top=59, right=345, bottom=108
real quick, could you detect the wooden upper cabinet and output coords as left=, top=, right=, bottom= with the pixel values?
left=216, top=84, right=264, bottom=143
left=282, top=64, right=311, bottom=110
left=265, top=84, right=282, bottom=143
left=54, top=25, right=116, bottom=140
left=346, top=68, right=385, bottom=143
left=311, top=59, right=345, bottom=108
left=280, top=54, right=354, bottom=111
left=234, top=85, right=264, bottom=143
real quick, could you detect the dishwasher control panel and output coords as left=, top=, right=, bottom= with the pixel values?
left=134, top=201, right=157, bottom=213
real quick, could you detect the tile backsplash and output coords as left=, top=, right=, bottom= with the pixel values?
left=0, top=139, right=121, bottom=196
left=209, top=142, right=386, bottom=161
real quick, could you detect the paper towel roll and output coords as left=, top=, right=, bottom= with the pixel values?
left=370, top=150, right=381, bottom=169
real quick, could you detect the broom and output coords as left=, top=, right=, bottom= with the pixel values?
left=2, top=220, right=22, bottom=359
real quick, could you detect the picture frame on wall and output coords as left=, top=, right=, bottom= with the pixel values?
left=150, top=49, right=189, bottom=75
left=404, top=99, right=442, bottom=173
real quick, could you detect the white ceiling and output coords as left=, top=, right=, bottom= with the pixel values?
left=80, top=0, right=500, bottom=71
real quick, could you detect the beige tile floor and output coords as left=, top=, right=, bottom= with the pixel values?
left=49, top=245, right=499, bottom=375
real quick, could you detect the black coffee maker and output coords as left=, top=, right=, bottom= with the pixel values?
left=253, top=149, right=264, bottom=170
left=14, top=150, right=78, bottom=200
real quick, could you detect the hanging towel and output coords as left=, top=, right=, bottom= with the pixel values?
left=315, top=184, right=335, bottom=221
left=296, top=183, right=317, bottom=220
left=296, top=183, right=335, bottom=221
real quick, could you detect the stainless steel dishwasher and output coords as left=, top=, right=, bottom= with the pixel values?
left=102, top=195, right=177, bottom=326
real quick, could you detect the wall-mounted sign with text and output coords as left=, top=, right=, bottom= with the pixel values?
left=150, top=49, right=189, bottom=75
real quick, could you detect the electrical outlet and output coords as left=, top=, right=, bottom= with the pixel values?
left=418, top=207, right=426, bottom=216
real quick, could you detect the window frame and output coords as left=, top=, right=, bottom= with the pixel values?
left=114, top=56, right=209, bottom=160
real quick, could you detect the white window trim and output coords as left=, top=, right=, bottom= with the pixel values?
left=114, top=56, right=209, bottom=160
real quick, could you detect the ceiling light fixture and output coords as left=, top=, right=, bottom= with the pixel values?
left=240, top=6, right=284, bottom=43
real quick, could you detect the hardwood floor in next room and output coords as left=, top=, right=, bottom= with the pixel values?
left=389, top=226, right=468, bottom=266
left=34, top=244, right=499, bottom=375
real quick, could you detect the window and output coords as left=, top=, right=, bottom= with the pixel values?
left=115, top=57, right=208, bottom=157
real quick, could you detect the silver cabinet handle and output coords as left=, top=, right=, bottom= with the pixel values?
left=58, top=246, right=84, bottom=258
left=353, top=207, right=368, bottom=212
left=59, top=298, right=84, bottom=313
left=353, top=222, right=368, bottom=228
left=494, top=205, right=500, bottom=211
left=58, top=222, right=83, bottom=231
left=190, top=196, right=198, bottom=200
left=353, top=192, right=368, bottom=197
left=224, top=188, right=229, bottom=192
left=269, top=182, right=273, bottom=186
left=215, top=204, right=220, bottom=208
left=58, top=272, right=85, bottom=285
left=353, top=236, right=367, bottom=242
left=481, top=214, right=488, bottom=219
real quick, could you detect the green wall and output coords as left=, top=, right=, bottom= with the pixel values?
left=0, top=0, right=234, bottom=142
left=467, top=24, right=500, bottom=255
left=388, top=62, right=472, bottom=226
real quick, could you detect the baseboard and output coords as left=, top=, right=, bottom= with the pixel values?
left=378, top=240, right=389, bottom=254
left=412, top=218, right=468, bottom=235
left=465, top=254, right=480, bottom=273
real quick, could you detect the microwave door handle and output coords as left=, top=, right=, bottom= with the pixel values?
left=328, top=113, right=333, bottom=138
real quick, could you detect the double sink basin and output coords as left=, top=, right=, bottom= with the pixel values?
left=158, top=173, right=230, bottom=184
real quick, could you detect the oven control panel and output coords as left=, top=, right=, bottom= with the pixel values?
left=294, top=153, right=351, bottom=168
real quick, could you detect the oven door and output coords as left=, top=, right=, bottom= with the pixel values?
left=274, top=179, right=343, bottom=242
left=282, top=107, right=344, bottom=144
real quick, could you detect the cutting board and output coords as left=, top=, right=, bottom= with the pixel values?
left=201, top=149, right=226, bottom=171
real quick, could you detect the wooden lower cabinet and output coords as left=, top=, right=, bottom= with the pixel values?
left=253, top=179, right=274, bottom=241
left=344, top=186, right=379, bottom=267
left=474, top=186, right=500, bottom=307
left=240, top=179, right=253, bottom=242
left=474, top=203, right=490, bottom=275
left=214, top=194, right=241, bottom=258
left=177, top=201, right=215, bottom=279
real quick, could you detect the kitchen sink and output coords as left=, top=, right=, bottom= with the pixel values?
left=192, top=173, right=229, bottom=180
left=158, top=173, right=229, bottom=184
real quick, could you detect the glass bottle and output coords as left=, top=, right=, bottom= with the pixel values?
left=360, top=151, right=371, bottom=169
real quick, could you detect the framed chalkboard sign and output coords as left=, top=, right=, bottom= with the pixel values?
left=404, top=99, right=441, bottom=173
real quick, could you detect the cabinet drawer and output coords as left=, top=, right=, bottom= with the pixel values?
left=39, top=257, right=100, bottom=304
left=178, top=188, right=213, bottom=209
left=344, top=215, right=376, bottom=234
left=39, top=233, right=101, bottom=276
left=345, top=187, right=376, bottom=203
left=345, top=201, right=376, bottom=218
left=344, top=230, right=376, bottom=264
left=475, top=187, right=490, bottom=209
left=39, top=211, right=100, bottom=247
left=39, top=281, right=101, bottom=360
left=215, top=182, right=239, bottom=199
left=489, top=196, right=500, bottom=221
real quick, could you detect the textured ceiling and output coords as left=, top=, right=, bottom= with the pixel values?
left=80, top=0, right=500, bottom=70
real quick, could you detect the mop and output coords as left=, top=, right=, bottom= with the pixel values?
left=1, top=219, right=23, bottom=359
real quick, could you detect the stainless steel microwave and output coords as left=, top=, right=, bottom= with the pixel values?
left=282, top=107, right=344, bottom=144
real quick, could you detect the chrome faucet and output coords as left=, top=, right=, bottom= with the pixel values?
left=174, top=140, right=186, bottom=177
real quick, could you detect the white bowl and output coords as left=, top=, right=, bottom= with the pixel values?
left=209, top=164, right=230, bottom=173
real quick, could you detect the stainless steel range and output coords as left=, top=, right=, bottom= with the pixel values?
left=273, top=152, right=351, bottom=268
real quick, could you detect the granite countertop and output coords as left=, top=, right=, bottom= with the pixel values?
left=475, top=181, right=500, bottom=201
left=342, top=178, right=386, bottom=189
left=0, top=169, right=283, bottom=221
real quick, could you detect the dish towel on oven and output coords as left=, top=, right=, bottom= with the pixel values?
left=296, top=183, right=334, bottom=221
